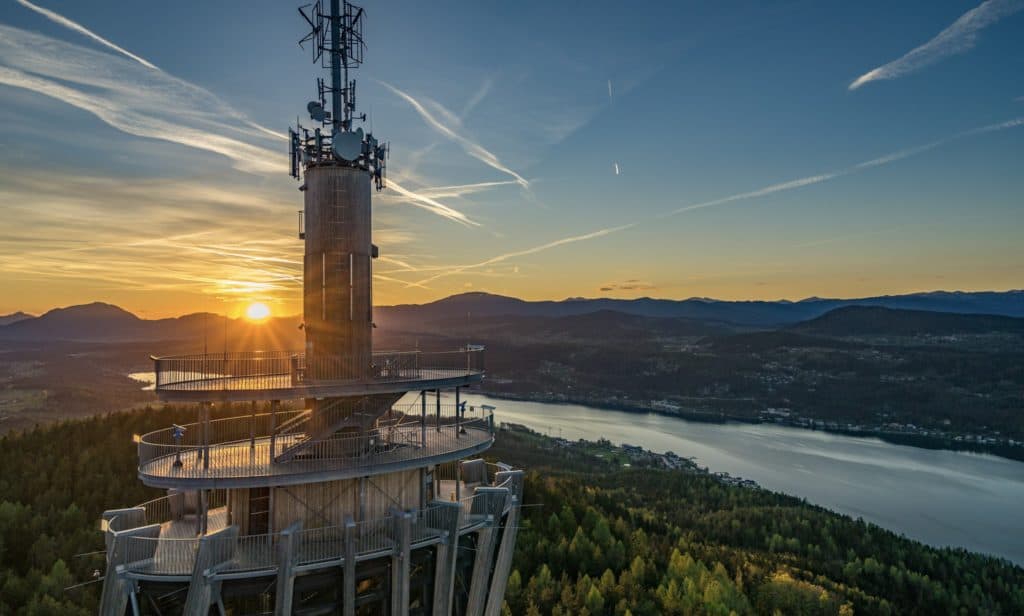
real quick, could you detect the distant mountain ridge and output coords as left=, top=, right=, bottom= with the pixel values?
left=0, top=311, right=32, bottom=326
left=0, top=302, right=303, bottom=345
left=376, top=290, right=1024, bottom=329
left=2, top=290, right=1023, bottom=342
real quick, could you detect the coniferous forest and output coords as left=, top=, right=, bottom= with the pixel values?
left=0, top=407, right=1022, bottom=615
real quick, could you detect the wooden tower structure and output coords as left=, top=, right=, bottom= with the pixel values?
left=99, top=3, right=523, bottom=614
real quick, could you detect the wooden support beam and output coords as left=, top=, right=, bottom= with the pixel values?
left=343, top=516, right=357, bottom=616
left=390, top=509, right=413, bottom=615
left=431, top=501, right=462, bottom=616
left=274, top=522, right=302, bottom=616
left=465, top=488, right=509, bottom=616
left=484, top=471, right=525, bottom=616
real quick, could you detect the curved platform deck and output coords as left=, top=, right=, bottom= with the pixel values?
left=139, top=422, right=494, bottom=489
left=155, top=369, right=483, bottom=402
left=152, top=348, right=485, bottom=402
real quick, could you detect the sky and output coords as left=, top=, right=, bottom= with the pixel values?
left=0, top=0, right=1022, bottom=318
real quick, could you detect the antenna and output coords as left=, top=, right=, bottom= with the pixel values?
left=291, top=0, right=386, bottom=189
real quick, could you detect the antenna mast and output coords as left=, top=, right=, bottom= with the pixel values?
left=290, top=0, right=387, bottom=189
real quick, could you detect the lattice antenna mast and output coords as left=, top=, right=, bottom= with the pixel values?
left=290, top=0, right=387, bottom=189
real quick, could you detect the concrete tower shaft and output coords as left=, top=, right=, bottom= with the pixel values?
left=302, top=165, right=373, bottom=378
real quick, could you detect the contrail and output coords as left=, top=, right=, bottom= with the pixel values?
left=417, top=180, right=518, bottom=199
left=0, top=25, right=283, bottom=174
left=849, top=0, right=1024, bottom=90
left=386, top=178, right=480, bottom=227
left=381, top=81, right=531, bottom=190
left=668, top=115, right=1024, bottom=217
left=406, top=224, right=634, bottom=288
left=12, top=2, right=286, bottom=142
left=403, top=115, right=1024, bottom=287
left=15, top=0, right=160, bottom=70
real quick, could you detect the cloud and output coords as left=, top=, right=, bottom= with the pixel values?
left=600, top=279, right=656, bottom=293
left=380, top=81, right=531, bottom=189
left=416, top=180, right=519, bottom=199
left=15, top=0, right=160, bottom=70
left=405, top=224, right=634, bottom=288
left=0, top=171, right=304, bottom=303
left=667, top=115, right=1024, bottom=217
left=395, top=115, right=1024, bottom=288
left=384, top=178, right=480, bottom=227
left=849, top=0, right=1024, bottom=90
left=461, top=77, right=494, bottom=118
left=0, top=24, right=283, bottom=174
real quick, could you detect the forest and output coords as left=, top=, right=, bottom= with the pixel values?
left=0, top=407, right=1022, bottom=614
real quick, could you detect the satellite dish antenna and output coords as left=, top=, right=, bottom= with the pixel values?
left=307, top=101, right=326, bottom=122
left=332, top=127, right=363, bottom=161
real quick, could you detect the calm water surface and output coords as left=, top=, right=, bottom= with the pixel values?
left=456, top=393, right=1024, bottom=565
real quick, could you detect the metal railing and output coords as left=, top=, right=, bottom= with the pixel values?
left=109, top=473, right=512, bottom=577
left=152, top=348, right=484, bottom=394
left=137, top=405, right=495, bottom=481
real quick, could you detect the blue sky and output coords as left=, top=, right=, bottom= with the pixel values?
left=0, top=0, right=1021, bottom=317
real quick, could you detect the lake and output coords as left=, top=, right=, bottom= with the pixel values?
left=453, top=392, right=1024, bottom=565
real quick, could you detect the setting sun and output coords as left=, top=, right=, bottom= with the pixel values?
left=245, top=302, right=271, bottom=321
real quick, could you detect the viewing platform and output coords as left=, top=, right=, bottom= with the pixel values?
left=137, top=405, right=495, bottom=489
left=151, top=347, right=485, bottom=402
left=103, top=462, right=522, bottom=581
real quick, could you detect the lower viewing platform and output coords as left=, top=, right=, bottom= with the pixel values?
left=138, top=405, right=494, bottom=489
left=102, top=462, right=522, bottom=580
left=152, top=348, right=485, bottom=402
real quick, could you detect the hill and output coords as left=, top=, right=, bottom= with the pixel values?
left=0, top=302, right=303, bottom=347
left=791, top=306, right=1024, bottom=338
left=0, top=311, right=32, bottom=326
left=0, top=410, right=1022, bottom=614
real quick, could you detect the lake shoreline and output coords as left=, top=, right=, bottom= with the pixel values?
left=465, top=390, right=1024, bottom=564
left=479, top=388, right=1024, bottom=463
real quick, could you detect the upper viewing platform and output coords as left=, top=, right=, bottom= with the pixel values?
left=152, top=347, right=484, bottom=402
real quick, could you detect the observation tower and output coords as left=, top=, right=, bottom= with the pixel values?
left=99, top=3, right=523, bottom=614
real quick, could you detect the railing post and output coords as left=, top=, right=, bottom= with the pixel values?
left=343, top=516, right=356, bottom=616
left=455, top=386, right=460, bottom=439
left=249, top=401, right=256, bottom=452
left=203, top=404, right=210, bottom=471
left=269, top=400, right=278, bottom=462
left=420, top=391, right=426, bottom=447
left=435, top=389, right=441, bottom=432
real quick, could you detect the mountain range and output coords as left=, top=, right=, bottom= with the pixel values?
left=2, top=290, right=1023, bottom=343
left=375, top=290, right=1024, bottom=329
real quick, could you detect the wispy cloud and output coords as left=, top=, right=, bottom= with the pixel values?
left=460, top=77, right=494, bottom=118
left=849, top=0, right=1024, bottom=90
left=0, top=24, right=282, bottom=173
left=380, top=81, right=531, bottom=190
left=416, top=180, right=519, bottom=199
left=385, top=178, right=480, bottom=227
left=15, top=0, right=160, bottom=70
left=14, top=0, right=286, bottom=144
left=398, top=115, right=1024, bottom=287
left=406, top=224, right=634, bottom=288
left=0, top=172, right=304, bottom=305
left=668, top=116, right=1024, bottom=217
left=600, top=279, right=655, bottom=293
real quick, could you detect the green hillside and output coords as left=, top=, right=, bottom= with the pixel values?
left=0, top=409, right=1022, bottom=614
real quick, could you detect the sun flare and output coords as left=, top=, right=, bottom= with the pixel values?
left=245, top=302, right=271, bottom=321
